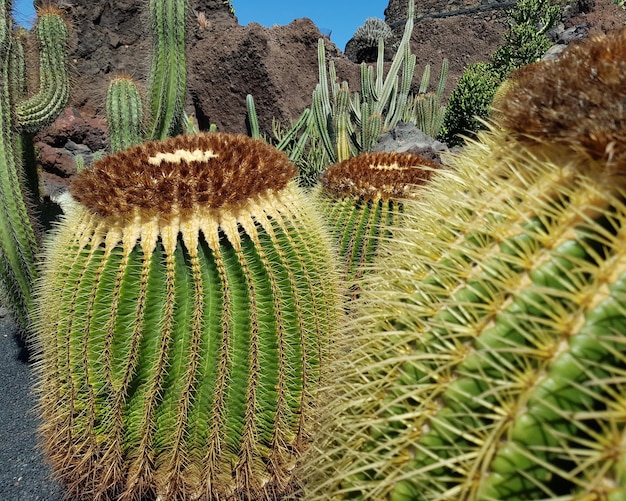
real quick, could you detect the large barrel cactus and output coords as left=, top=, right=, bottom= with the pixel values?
left=300, top=29, right=626, bottom=500
left=33, top=132, right=340, bottom=500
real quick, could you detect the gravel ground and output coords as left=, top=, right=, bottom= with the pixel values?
left=0, top=309, right=65, bottom=500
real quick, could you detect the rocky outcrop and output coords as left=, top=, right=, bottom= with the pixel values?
left=33, top=0, right=238, bottom=117
left=188, top=18, right=359, bottom=134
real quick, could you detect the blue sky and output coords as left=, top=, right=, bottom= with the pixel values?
left=12, top=0, right=387, bottom=51
left=234, top=0, right=388, bottom=50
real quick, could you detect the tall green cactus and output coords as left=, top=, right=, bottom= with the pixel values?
left=103, top=0, right=187, bottom=153
left=247, top=0, right=448, bottom=188
left=34, top=132, right=341, bottom=500
left=299, top=29, right=626, bottom=500
left=315, top=151, right=440, bottom=283
left=106, top=75, right=144, bottom=152
left=0, top=1, right=69, bottom=331
left=146, top=0, right=187, bottom=140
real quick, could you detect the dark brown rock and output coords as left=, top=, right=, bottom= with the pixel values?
left=188, top=18, right=360, bottom=134
left=36, top=108, right=108, bottom=152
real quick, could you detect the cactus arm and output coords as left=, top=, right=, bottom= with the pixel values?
left=106, top=76, right=144, bottom=152
left=15, top=9, right=69, bottom=134
left=146, top=0, right=187, bottom=140
left=245, top=93, right=260, bottom=139
left=0, top=1, right=38, bottom=330
left=372, top=0, right=414, bottom=117
left=334, top=83, right=352, bottom=162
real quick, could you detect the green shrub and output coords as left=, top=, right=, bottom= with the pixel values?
left=440, top=0, right=561, bottom=145
left=440, top=62, right=502, bottom=146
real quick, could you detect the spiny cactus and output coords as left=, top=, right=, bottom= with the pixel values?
left=0, top=1, right=69, bottom=332
left=351, top=17, right=393, bottom=62
left=299, top=29, right=626, bottom=501
left=248, top=0, right=448, bottom=188
left=106, top=75, right=144, bottom=153
left=103, top=0, right=187, bottom=154
left=146, top=0, right=187, bottom=140
left=315, top=151, right=440, bottom=283
left=33, top=132, right=341, bottom=501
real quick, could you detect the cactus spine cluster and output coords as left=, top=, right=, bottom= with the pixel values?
left=299, top=28, right=626, bottom=500
left=316, top=151, right=440, bottom=282
left=0, top=0, right=69, bottom=331
left=34, top=132, right=340, bottom=501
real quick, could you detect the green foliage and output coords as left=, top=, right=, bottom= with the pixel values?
left=491, top=0, right=561, bottom=77
left=441, top=0, right=561, bottom=145
left=440, top=62, right=502, bottom=146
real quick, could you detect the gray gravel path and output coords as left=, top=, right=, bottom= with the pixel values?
left=0, top=309, right=65, bottom=500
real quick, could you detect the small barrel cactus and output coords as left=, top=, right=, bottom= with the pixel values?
left=316, top=151, right=440, bottom=282
left=33, top=132, right=341, bottom=500
left=300, top=29, right=626, bottom=500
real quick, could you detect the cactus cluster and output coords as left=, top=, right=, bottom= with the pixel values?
left=352, top=17, right=393, bottom=51
left=34, top=132, right=341, bottom=500
left=0, top=0, right=69, bottom=332
left=247, top=0, right=448, bottom=188
left=299, top=28, right=626, bottom=501
left=103, top=0, right=188, bottom=153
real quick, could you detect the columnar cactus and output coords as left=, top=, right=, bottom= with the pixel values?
left=300, top=29, right=626, bottom=500
left=106, top=75, right=144, bottom=152
left=103, top=0, right=187, bottom=153
left=315, top=151, right=440, bottom=282
left=0, top=1, right=69, bottom=331
left=34, top=133, right=341, bottom=500
left=146, top=0, right=187, bottom=140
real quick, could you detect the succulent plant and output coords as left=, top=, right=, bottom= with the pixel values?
left=299, top=28, right=626, bottom=501
left=34, top=132, right=341, bottom=500
left=247, top=0, right=448, bottom=188
left=106, top=75, right=144, bottom=153
left=0, top=1, right=69, bottom=332
left=315, top=151, right=440, bottom=283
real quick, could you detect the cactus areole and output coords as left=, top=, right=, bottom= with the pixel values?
left=34, top=133, right=340, bottom=500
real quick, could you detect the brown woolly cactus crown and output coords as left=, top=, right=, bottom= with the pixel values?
left=70, top=132, right=297, bottom=217
left=496, top=28, right=626, bottom=163
left=320, top=151, right=440, bottom=200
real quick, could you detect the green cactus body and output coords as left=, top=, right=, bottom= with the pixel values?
left=106, top=75, right=144, bottom=152
left=146, top=0, right=186, bottom=140
left=34, top=133, right=340, bottom=500
left=15, top=7, right=69, bottom=133
left=300, top=30, right=626, bottom=500
left=0, top=19, right=36, bottom=330
left=316, top=152, right=440, bottom=282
